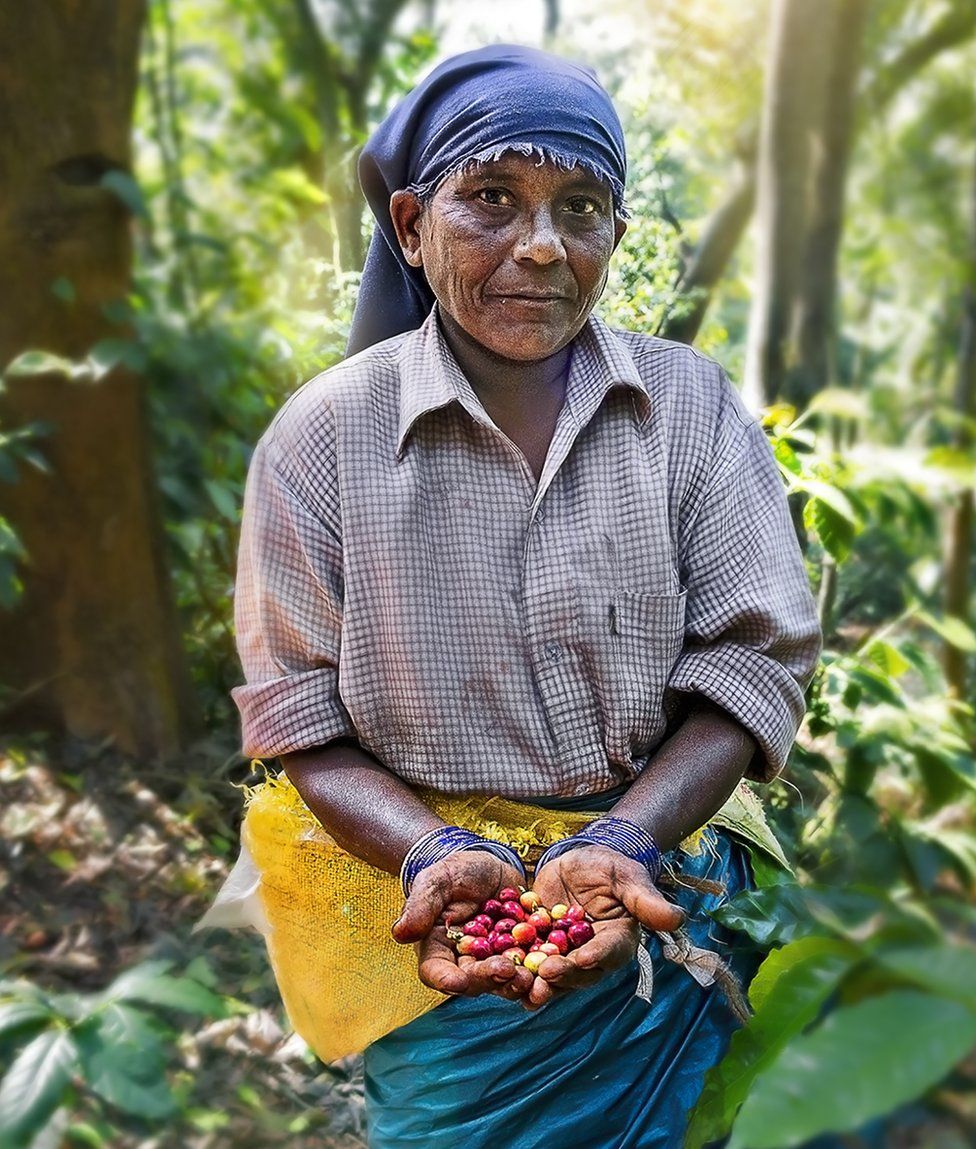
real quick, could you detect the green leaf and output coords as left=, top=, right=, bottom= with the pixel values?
left=916, top=610, right=976, bottom=653
left=772, top=437, right=802, bottom=476
left=807, top=388, right=869, bottom=421
left=204, top=479, right=240, bottom=523
left=804, top=495, right=856, bottom=563
left=0, top=998, right=54, bottom=1040
left=47, top=848, right=77, bottom=871
left=711, top=885, right=812, bottom=946
left=3, top=350, right=77, bottom=379
left=877, top=943, right=976, bottom=1009
left=99, top=170, right=147, bottom=218
left=728, top=991, right=976, bottom=1148
left=106, top=962, right=226, bottom=1017
left=87, top=339, right=148, bottom=377
left=864, top=640, right=911, bottom=679
left=66, top=1120, right=109, bottom=1147
left=117, top=975, right=227, bottom=1017
left=102, top=960, right=173, bottom=1000
left=686, top=939, right=855, bottom=1149
left=75, top=1006, right=174, bottom=1119
left=801, top=479, right=859, bottom=525
left=0, top=1028, right=77, bottom=1146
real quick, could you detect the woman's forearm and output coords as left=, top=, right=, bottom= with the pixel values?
left=279, top=740, right=446, bottom=874
left=610, top=701, right=757, bottom=853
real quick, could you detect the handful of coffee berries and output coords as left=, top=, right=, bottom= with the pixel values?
left=446, top=886, right=595, bottom=975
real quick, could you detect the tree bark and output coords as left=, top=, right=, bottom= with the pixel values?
left=944, top=148, right=976, bottom=699
left=661, top=139, right=757, bottom=345
left=0, top=1, right=197, bottom=758
left=743, top=0, right=833, bottom=409
left=787, top=0, right=871, bottom=406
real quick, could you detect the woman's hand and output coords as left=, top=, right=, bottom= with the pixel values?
left=526, top=845, right=684, bottom=1008
left=392, top=851, right=534, bottom=1002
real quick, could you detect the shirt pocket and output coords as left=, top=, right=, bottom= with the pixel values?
left=578, top=587, right=687, bottom=767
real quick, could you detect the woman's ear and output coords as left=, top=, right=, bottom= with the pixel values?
left=613, top=216, right=627, bottom=252
left=390, top=189, right=425, bottom=268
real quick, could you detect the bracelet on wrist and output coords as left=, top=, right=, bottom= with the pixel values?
left=399, top=825, right=527, bottom=897
left=534, top=816, right=662, bottom=884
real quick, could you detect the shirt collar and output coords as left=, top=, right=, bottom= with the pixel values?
left=394, top=306, right=652, bottom=460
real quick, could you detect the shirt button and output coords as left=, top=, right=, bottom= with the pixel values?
left=544, top=642, right=562, bottom=663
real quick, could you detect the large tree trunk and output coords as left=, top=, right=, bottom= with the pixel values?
left=743, top=0, right=833, bottom=409
left=787, top=0, right=871, bottom=407
left=0, top=2, right=197, bottom=758
left=944, top=148, right=976, bottom=699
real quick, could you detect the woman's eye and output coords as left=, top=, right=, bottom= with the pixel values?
left=565, top=196, right=600, bottom=215
left=477, top=187, right=514, bottom=207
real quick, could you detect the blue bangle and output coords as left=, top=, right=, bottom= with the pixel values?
left=399, top=826, right=526, bottom=897
left=535, top=816, right=662, bottom=884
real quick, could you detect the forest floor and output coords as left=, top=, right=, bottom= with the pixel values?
left=0, top=737, right=366, bottom=1148
left=1, top=736, right=973, bottom=1149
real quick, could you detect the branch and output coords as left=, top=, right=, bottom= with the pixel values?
left=863, top=0, right=976, bottom=112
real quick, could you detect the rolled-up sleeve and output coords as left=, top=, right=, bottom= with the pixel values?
left=668, top=414, right=822, bottom=782
left=231, top=438, right=356, bottom=758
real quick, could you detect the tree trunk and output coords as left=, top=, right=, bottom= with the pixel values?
left=661, top=144, right=756, bottom=345
left=743, top=0, right=833, bottom=409
left=664, top=1, right=976, bottom=356
left=0, top=1, right=197, bottom=758
left=944, top=148, right=976, bottom=699
left=787, top=0, right=871, bottom=406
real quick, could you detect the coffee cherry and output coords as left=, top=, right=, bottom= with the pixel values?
left=495, top=918, right=518, bottom=934
left=566, top=905, right=586, bottom=922
left=473, top=913, right=494, bottom=930
left=519, top=890, right=541, bottom=912
left=469, top=938, right=492, bottom=961
left=482, top=899, right=504, bottom=920
left=523, top=951, right=548, bottom=974
left=553, top=917, right=574, bottom=932
left=547, top=930, right=570, bottom=955
left=539, top=942, right=560, bottom=956
left=551, top=903, right=569, bottom=920
left=457, top=935, right=478, bottom=956
left=526, top=909, right=551, bottom=932
left=492, top=932, right=516, bottom=954
left=462, top=921, right=488, bottom=938
left=568, top=921, right=595, bottom=947
left=501, top=901, right=526, bottom=922
left=498, top=887, right=520, bottom=902
left=502, top=947, right=526, bottom=965
left=511, top=922, right=537, bottom=946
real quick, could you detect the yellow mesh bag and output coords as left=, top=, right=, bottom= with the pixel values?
left=242, top=773, right=788, bottom=1063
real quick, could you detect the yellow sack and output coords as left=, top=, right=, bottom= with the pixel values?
left=241, top=774, right=789, bottom=1063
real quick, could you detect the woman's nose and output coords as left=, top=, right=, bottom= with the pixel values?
left=512, top=207, right=566, bottom=264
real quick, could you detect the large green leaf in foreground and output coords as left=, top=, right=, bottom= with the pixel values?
left=684, top=938, right=856, bottom=1149
left=729, top=990, right=976, bottom=1148
left=0, top=1027, right=77, bottom=1146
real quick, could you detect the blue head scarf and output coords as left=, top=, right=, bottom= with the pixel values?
left=346, top=44, right=627, bottom=356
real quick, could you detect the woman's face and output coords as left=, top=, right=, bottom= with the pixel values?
left=391, top=155, right=626, bottom=362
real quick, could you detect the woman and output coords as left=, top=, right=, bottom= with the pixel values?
left=232, top=45, right=821, bottom=1147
